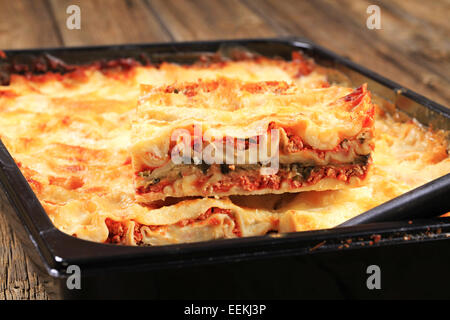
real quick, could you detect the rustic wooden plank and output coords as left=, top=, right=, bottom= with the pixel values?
left=0, top=202, right=49, bottom=300
left=0, top=0, right=62, bottom=49
left=147, top=0, right=277, bottom=40
left=48, top=0, right=173, bottom=46
left=244, top=0, right=449, bottom=107
left=317, top=0, right=450, bottom=106
left=380, top=0, right=450, bottom=33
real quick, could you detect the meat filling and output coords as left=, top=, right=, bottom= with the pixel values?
left=105, top=207, right=240, bottom=245
left=137, top=160, right=370, bottom=195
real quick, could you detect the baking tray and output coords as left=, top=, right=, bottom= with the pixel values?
left=1, top=38, right=450, bottom=299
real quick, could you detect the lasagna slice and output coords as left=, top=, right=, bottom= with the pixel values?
left=131, top=78, right=375, bottom=202
left=103, top=198, right=278, bottom=246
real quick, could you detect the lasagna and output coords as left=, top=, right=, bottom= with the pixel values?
left=131, top=78, right=375, bottom=202
left=0, top=52, right=448, bottom=246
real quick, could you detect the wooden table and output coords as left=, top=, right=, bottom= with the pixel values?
left=0, top=0, right=448, bottom=300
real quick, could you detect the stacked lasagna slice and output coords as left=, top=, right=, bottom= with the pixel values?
left=131, top=78, right=375, bottom=202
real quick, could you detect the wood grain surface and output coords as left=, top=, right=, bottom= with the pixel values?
left=0, top=0, right=449, bottom=300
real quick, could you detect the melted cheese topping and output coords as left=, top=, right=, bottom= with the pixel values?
left=0, top=56, right=448, bottom=245
left=133, top=79, right=373, bottom=165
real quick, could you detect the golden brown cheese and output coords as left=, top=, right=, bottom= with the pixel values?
left=0, top=55, right=449, bottom=246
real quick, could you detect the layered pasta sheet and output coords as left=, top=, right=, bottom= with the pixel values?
left=0, top=53, right=449, bottom=245
left=132, top=78, right=374, bottom=202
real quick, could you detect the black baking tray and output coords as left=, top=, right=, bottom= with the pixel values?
left=1, top=38, right=450, bottom=299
